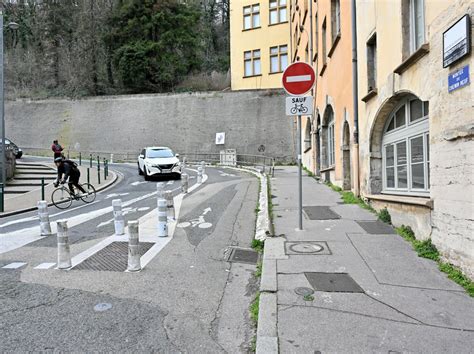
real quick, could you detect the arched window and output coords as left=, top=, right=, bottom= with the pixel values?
left=382, top=97, right=429, bottom=195
left=304, top=117, right=312, bottom=151
left=327, top=110, right=335, bottom=167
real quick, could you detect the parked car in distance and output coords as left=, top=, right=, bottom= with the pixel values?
left=137, top=147, right=181, bottom=180
left=1, top=138, right=22, bottom=158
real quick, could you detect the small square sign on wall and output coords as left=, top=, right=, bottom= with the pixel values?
left=215, top=132, right=225, bottom=145
left=448, top=65, right=470, bottom=93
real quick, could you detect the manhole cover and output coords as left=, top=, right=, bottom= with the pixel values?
left=304, top=272, right=364, bottom=293
left=356, top=221, right=395, bottom=234
left=303, top=206, right=341, bottom=220
left=285, top=241, right=331, bottom=255
left=94, top=303, right=112, bottom=312
left=294, top=287, right=315, bottom=296
left=73, top=242, right=154, bottom=272
left=228, top=248, right=259, bottom=264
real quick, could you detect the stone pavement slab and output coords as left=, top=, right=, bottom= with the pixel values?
left=256, top=166, right=474, bottom=353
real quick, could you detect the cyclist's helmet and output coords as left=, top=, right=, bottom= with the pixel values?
left=54, top=157, right=63, bottom=163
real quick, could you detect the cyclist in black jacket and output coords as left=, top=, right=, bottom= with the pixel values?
left=54, top=157, right=86, bottom=196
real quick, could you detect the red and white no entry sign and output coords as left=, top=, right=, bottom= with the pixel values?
left=282, top=62, right=316, bottom=95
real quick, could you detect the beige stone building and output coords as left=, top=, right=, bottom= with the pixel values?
left=291, top=0, right=357, bottom=191
left=230, top=0, right=291, bottom=90
left=356, top=0, right=473, bottom=277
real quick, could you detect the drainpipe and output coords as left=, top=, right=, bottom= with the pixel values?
left=309, top=0, right=317, bottom=174
left=351, top=0, right=360, bottom=196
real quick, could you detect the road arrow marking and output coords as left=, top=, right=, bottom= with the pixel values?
left=203, top=207, right=212, bottom=215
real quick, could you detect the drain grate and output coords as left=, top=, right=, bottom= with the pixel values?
left=285, top=241, right=331, bottom=255
left=356, top=221, right=395, bottom=234
left=227, top=248, right=259, bottom=264
left=73, top=242, right=154, bottom=272
left=303, top=206, right=341, bottom=220
left=305, top=272, right=364, bottom=293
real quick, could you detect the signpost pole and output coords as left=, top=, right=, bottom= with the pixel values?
left=297, top=114, right=303, bottom=230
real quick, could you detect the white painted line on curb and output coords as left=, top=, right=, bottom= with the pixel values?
left=34, top=262, right=56, bottom=270
left=2, top=262, right=27, bottom=269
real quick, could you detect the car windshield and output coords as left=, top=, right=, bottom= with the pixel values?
left=146, top=149, right=174, bottom=158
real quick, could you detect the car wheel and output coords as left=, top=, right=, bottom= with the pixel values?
left=15, top=152, right=22, bottom=159
left=144, top=168, right=150, bottom=181
left=138, top=163, right=143, bottom=175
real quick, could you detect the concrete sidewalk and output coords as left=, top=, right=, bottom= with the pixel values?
left=257, top=166, right=474, bottom=353
left=1, top=163, right=118, bottom=217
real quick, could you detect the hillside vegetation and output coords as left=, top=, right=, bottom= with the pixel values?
left=3, top=0, right=230, bottom=99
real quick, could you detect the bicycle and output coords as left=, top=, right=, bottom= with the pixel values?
left=51, top=183, right=97, bottom=209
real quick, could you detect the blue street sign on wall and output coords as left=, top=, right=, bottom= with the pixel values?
left=448, top=65, right=470, bottom=92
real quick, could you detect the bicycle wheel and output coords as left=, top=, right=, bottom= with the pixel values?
left=80, top=183, right=96, bottom=203
left=51, top=187, right=73, bottom=209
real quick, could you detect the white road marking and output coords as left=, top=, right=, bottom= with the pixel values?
left=2, top=262, right=27, bottom=269
left=34, top=262, right=56, bottom=270
left=286, top=74, right=311, bottom=83
left=70, top=173, right=209, bottom=271
left=105, top=192, right=130, bottom=199
left=0, top=191, right=159, bottom=254
left=166, top=180, right=174, bottom=185
left=131, top=181, right=146, bottom=186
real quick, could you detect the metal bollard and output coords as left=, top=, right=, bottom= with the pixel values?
left=197, top=166, right=203, bottom=184
left=97, top=156, right=100, bottom=169
left=37, top=201, right=52, bottom=236
left=41, top=178, right=45, bottom=201
left=200, top=161, right=205, bottom=174
left=127, top=220, right=141, bottom=272
left=156, top=182, right=165, bottom=199
left=87, top=168, right=90, bottom=186
left=98, top=168, right=101, bottom=184
left=0, top=183, right=3, bottom=212
left=181, top=173, right=189, bottom=193
left=90, top=154, right=93, bottom=168
left=57, top=220, right=71, bottom=269
left=112, top=199, right=125, bottom=235
left=164, top=190, right=175, bottom=220
left=157, top=199, right=168, bottom=237
left=79, top=152, right=82, bottom=166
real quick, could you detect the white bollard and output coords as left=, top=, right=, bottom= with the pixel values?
left=127, top=221, right=141, bottom=272
left=164, top=190, right=175, bottom=220
left=156, top=182, right=165, bottom=199
left=200, top=161, right=206, bottom=174
left=197, top=167, right=203, bottom=184
left=57, top=220, right=71, bottom=269
left=181, top=173, right=189, bottom=193
left=112, top=199, right=125, bottom=235
left=110, top=153, right=114, bottom=164
left=37, top=201, right=52, bottom=236
left=157, top=199, right=168, bottom=237
left=182, top=157, right=187, bottom=171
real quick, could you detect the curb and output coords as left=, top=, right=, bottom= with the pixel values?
left=0, top=169, right=120, bottom=218
left=221, top=165, right=279, bottom=353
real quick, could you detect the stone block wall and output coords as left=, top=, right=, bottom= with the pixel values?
left=5, top=90, right=295, bottom=163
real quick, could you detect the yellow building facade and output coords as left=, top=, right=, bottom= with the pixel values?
left=230, top=0, right=291, bottom=90
left=291, top=0, right=356, bottom=191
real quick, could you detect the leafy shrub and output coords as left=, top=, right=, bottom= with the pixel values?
left=378, top=207, right=391, bottom=224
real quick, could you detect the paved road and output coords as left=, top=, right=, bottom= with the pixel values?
left=0, top=160, right=259, bottom=352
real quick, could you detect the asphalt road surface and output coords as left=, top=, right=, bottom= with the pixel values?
left=0, top=159, right=260, bottom=352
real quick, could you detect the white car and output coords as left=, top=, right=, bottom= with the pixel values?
left=137, top=147, right=182, bottom=180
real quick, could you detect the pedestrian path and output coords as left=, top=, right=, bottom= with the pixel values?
left=257, top=166, right=474, bottom=353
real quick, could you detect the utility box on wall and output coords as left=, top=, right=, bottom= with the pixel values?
left=220, top=149, right=236, bottom=166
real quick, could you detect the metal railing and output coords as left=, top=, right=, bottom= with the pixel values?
left=181, top=152, right=275, bottom=176
left=20, top=147, right=276, bottom=176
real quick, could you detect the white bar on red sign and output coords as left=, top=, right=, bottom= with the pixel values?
left=286, top=75, right=312, bottom=83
